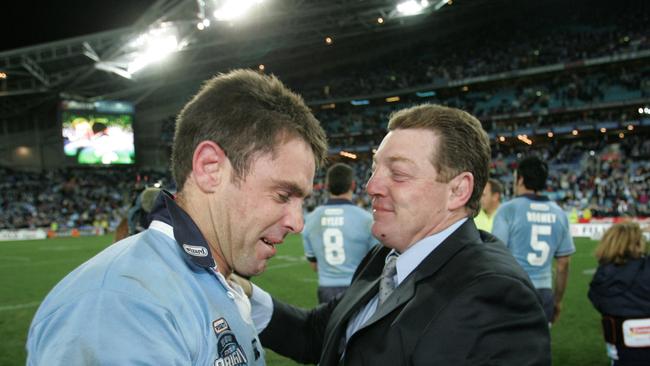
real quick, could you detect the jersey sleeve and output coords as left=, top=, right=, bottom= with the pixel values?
left=27, top=289, right=190, bottom=365
left=491, top=205, right=511, bottom=247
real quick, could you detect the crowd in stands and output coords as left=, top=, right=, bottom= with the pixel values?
left=0, top=167, right=171, bottom=231
left=291, top=4, right=649, bottom=101
left=156, top=2, right=650, bottom=150
left=304, top=128, right=650, bottom=219
left=2, top=127, right=649, bottom=231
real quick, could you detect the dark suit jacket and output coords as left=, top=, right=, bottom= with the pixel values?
left=261, top=219, right=550, bottom=365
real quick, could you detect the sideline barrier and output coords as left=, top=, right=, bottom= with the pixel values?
left=0, top=229, right=48, bottom=241
left=571, top=220, right=650, bottom=241
left=0, top=227, right=105, bottom=241
left=571, top=223, right=613, bottom=240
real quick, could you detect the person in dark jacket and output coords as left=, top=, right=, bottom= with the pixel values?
left=588, top=221, right=650, bottom=366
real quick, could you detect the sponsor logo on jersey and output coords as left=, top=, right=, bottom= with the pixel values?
left=212, top=318, right=230, bottom=335
left=529, top=202, right=550, bottom=211
left=182, top=244, right=209, bottom=257
left=212, top=321, right=248, bottom=366
left=324, top=208, right=344, bottom=216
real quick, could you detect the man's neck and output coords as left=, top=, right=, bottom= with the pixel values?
left=330, top=191, right=353, bottom=201
left=519, top=188, right=538, bottom=196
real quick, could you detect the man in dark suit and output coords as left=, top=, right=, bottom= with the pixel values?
left=242, top=104, right=550, bottom=365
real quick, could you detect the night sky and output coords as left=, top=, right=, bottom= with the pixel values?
left=1, top=0, right=156, bottom=52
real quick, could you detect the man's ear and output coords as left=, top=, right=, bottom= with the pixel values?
left=448, top=172, right=474, bottom=211
left=191, top=141, right=228, bottom=193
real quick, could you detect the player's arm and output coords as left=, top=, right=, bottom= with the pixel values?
left=490, top=206, right=510, bottom=246
left=307, top=257, right=318, bottom=272
left=259, top=295, right=339, bottom=364
left=552, top=255, right=571, bottom=324
left=302, top=232, right=318, bottom=272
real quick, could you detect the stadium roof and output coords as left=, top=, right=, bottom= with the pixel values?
left=0, top=0, right=617, bottom=120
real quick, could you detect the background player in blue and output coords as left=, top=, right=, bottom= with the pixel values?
left=303, top=163, right=377, bottom=303
left=492, top=156, right=575, bottom=325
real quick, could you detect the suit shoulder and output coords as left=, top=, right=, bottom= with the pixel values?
left=455, top=237, right=532, bottom=284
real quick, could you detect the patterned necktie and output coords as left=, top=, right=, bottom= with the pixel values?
left=378, top=252, right=399, bottom=306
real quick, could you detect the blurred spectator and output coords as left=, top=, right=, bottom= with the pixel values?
left=588, top=222, right=650, bottom=366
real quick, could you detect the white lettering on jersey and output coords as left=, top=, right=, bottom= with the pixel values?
left=321, top=216, right=344, bottom=226
left=526, top=212, right=557, bottom=224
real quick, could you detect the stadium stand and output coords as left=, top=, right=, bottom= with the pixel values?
left=1, top=0, right=649, bottom=230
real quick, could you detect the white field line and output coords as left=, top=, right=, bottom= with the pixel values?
left=0, top=256, right=31, bottom=262
left=0, top=301, right=40, bottom=312
left=266, top=262, right=304, bottom=271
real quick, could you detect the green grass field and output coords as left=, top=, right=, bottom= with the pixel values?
left=0, top=234, right=608, bottom=365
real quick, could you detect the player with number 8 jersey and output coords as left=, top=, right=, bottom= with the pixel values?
left=492, top=156, right=575, bottom=325
left=303, top=163, right=378, bottom=303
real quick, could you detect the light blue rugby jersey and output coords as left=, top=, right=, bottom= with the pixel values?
left=492, top=194, right=575, bottom=289
left=27, top=191, right=265, bottom=366
left=303, top=199, right=377, bottom=287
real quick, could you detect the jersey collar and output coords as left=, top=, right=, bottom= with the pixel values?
left=149, top=190, right=216, bottom=268
left=519, top=193, right=550, bottom=202
left=325, top=198, right=354, bottom=206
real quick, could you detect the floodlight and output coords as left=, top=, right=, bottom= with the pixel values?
left=128, top=34, right=179, bottom=74
left=213, top=0, right=264, bottom=21
left=397, top=0, right=429, bottom=15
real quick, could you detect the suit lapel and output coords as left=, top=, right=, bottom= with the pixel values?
left=357, top=273, right=416, bottom=331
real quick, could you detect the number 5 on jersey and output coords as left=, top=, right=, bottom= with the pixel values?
left=528, top=224, right=551, bottom=266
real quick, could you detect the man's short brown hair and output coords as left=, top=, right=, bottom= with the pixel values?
left=487, top=178, right=504, bottom=197
left=388, top=104, right=491, bottom=217
left=326, top=163, right=354, bottom=196
left=171, top=69, right=328, bottom=190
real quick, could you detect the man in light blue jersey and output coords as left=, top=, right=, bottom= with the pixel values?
left=492, top=156, right=575, bottom=324
left=303, top=163, right=377, bottom=303
left=26, top=70, right=328, bottom=365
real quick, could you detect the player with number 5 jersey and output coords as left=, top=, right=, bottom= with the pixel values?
left=303, top=163, right=377, bottom=303
left=492, top=156, right=575, bottom=325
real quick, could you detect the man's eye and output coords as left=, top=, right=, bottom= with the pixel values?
left=277, top=194, right=290, bottom=203
left=391, top=172, right=408, bottom=181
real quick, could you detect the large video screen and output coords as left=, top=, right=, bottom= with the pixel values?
left=61, top=100, right=135, bottom=165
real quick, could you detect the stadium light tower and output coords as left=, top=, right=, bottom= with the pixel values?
left=95, top=22, right=187, bottom=79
